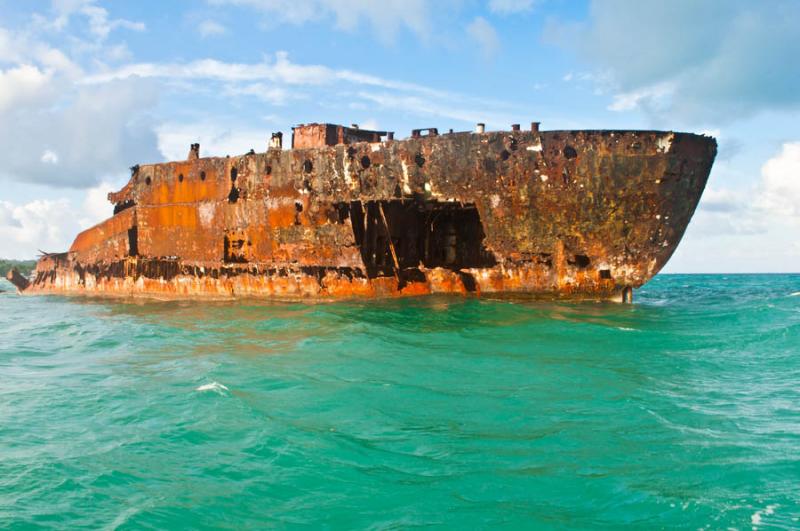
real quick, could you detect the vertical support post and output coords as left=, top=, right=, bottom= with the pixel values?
left=622, top=286, right=633, bottom=304
left=378, top=202, right=401, bottom=284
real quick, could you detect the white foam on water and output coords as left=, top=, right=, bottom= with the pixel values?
left=789, top=291, right=800, bottom=297
left=195, top=382, right=229, bottom=394
left=751, top=504, right=778, bottom=528
left=617, top=327, right=638, bottom=331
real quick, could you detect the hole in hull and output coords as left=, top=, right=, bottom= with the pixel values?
left=127, top=226, right=138, bottom=257
left=458, top=271, right=477, bottom=292
left=344, top=199, right=496, bottom=280
left=114, top=199, right=135, bottom=215
left=223, top=235, right=248, bottom=263
left=570, top=254, right=591, bottom=268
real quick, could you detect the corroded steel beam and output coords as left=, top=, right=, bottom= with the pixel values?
left=6, top=268, right=30, bottom=292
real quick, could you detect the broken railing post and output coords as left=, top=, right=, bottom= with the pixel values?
left=269, top=132, right=283, bottom=150
left=188, top=143, right=200, bottom=161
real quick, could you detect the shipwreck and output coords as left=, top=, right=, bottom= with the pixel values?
left=7, top=122, right=716, bottom=302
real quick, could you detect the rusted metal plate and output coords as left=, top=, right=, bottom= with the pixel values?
left=22, top=124, right=716, bottom=302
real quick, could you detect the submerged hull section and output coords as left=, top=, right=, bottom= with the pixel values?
left=23, top=127, right=716, bottom=301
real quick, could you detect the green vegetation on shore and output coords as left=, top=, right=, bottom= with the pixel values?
left=0, top=259, right=37, bottom=277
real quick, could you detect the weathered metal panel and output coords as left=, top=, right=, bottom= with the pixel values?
left=69, top=207, right=136, bottom=263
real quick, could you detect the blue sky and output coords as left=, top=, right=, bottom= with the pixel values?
left=1, top=0, right=798, bottom=272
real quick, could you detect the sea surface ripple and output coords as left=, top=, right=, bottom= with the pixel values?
left=1, top=274, right=799, bottom=529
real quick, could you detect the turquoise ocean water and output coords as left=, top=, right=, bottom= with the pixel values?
left=1, top=274, right=799, bottom=529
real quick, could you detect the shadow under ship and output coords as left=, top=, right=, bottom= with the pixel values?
left=9, top=122, right=716, bottom=302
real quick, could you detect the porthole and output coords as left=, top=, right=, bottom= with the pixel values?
left=361, top=155, right=371, bottom=169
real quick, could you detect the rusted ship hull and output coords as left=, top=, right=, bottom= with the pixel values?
left=13, top=124, right=716, bottom=301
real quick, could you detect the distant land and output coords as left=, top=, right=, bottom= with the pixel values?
left=0, top=259, right=37, bottom=277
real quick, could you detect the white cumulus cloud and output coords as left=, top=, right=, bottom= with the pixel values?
left=0, top=64, right=54, bottom=112
left=0, top=178, right=122, bottom=259
left=755, top=142, right=800, bottom=219
left=79, top=180, right=121, bottom=229
left=0, top=13, right=161, bottom=189
left=668, top=141, right=800, bottom=272
left=0, top=199, right=76, bottom=258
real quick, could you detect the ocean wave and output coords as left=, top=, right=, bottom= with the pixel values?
left=789, top=292, right=800, bottom=297
left=108, top=506, right=142, bottom=530
left=195, top=381, right=229, bottom=394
